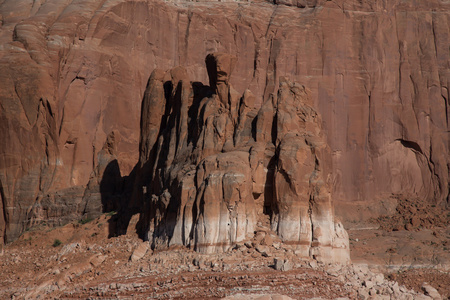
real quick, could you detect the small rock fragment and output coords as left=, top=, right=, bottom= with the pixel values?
left=89, top=254, right=106, bottom=267
left=422, top=283, right=442, bottom=300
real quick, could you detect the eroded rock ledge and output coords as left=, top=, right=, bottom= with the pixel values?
left=137, top=53, right=349, bottom=263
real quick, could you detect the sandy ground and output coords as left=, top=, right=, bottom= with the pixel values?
left=0, top=212, right=449, bottom=299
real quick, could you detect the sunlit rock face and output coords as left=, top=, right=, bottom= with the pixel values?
left=1, top=0, right=448, bottom=245
left=137, top=53, right=349, bottom=263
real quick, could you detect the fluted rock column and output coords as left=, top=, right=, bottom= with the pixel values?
left=137, top=53, right=350, bottom=263
left=271, top=78, right=349, bottom=263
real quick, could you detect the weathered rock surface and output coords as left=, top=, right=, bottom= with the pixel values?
left=137, top=53, right=349, bottom=263
left=1, top=0, right=449, bottom=243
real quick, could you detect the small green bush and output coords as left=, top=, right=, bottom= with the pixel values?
left=52, top=239, right=62, bottom=247
left=79, top=217, right=93, bottom=225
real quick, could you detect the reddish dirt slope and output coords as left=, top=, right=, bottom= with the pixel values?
left=1, top=213, right=448, bottom=299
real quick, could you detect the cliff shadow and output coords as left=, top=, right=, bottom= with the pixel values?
left=104, top=76, right=215, bottom=247
left=136, top=80, right=214, bottom=248
left=264, top=155, right=278, bottom=226
left=99, top=160, right=142, bottom=239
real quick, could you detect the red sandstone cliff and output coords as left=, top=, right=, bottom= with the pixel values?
left=0, top=0, right=449, bottom=244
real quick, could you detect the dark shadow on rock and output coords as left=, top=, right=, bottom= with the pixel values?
left=98, top=159, right=122, bottom=238
left=104, top=69, right=216, bottom=247
left=99, top=160, right=122, bottom=213
left=134, top=79, right=214, bottom=248
left=205, top=54, right=218, bottom=89
left=133, top=80, right=175, bottom=243
left=264, top=155, right=278, bottom=224
left=189, top=82, right=212, bottom=145
left=98, top=160, right=142, bottom=239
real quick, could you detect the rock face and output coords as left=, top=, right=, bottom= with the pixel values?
left=137, top=53, right=349, bottom=263
left=0, top=0, right=449, bottom=243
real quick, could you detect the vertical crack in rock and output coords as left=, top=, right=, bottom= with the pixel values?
left=37, top=99, right=59, bottom=193
left=136, top=53, right=350, bottom=263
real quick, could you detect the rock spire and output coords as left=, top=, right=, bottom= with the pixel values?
left=137, top=53, right=350, bottom=263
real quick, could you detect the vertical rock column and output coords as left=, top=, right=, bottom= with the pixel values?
left=137, top=53, right=350, bottom=263
left=271, top=78, right=349, bottom=263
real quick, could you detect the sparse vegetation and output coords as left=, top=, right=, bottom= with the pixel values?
left=79, top=217, right=93, bottom=224
left=386, top=247, right=397, bottom=253
left=106, top=211, right=117, bottom=217
left=52, top=239, right=62, bottom=247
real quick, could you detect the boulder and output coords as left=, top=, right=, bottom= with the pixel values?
left=130, top=242, right=150, bottom=262
left=421, top=283, right=442, bottom=300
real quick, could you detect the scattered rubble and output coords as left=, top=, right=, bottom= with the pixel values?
left=1, top=213, right=448, bottom=299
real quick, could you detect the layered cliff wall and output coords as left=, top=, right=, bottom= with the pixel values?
left=0, top=0, right=449, bottom=243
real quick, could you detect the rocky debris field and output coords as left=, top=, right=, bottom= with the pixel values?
left=1, top=213, right=448, bottom=299
left=348, top=226, right=450, bottom=300
left=374, top=198, right=450, bottom=232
